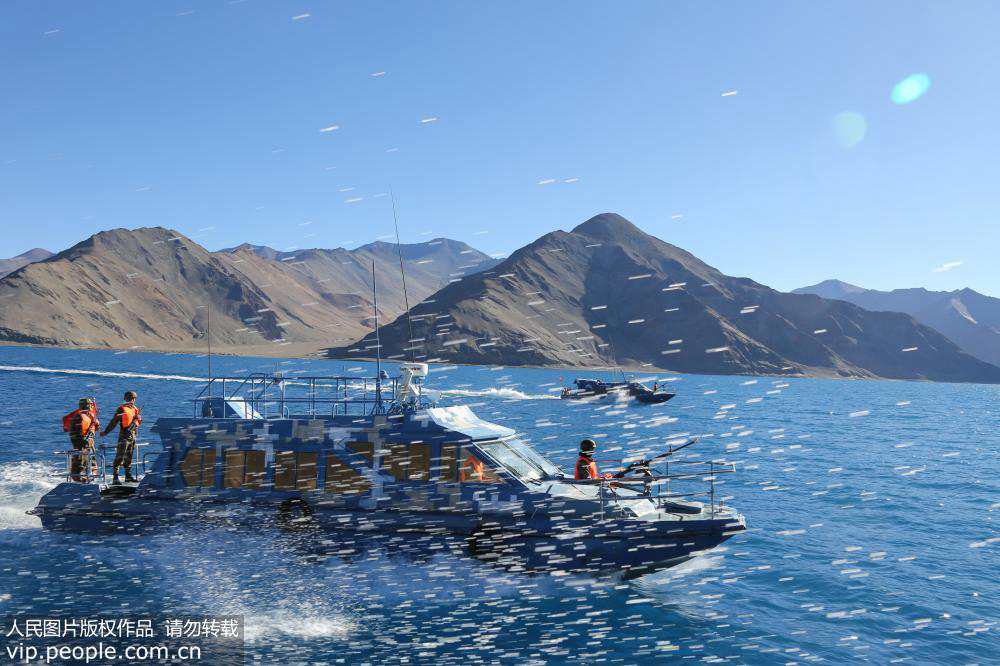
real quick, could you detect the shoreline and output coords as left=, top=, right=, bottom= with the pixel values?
left=0, top=340, right=986, bottom=385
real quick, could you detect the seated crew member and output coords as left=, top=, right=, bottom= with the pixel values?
left=460, top=453, right=486, bottom=482
left=62, top=398, right=99, bottom=482
left=574, top=439, right=613, bottom=481
left=101, top=391, right=142, bottom=484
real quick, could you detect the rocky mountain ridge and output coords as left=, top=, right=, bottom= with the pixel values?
left=331, top=213, right=1000, bottom=383
left=0, top=248, right=53, bottom=278
left=794, top=280, right=1000, bottom=367
left=0, top=228, right=495, bottom=356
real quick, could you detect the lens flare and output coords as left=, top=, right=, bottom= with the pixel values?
left=891, top=73, right=931, bottom=105
left=832, top=111, right=867, bottom=148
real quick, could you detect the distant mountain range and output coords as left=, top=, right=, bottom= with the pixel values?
left=0, top=248, right=53, bottom=278
left=0, top=229, right=496, bottom=355
left=330, top=214, right=1000, bottom=383
left=2, top=220, right=997, bottom=383
left=793, top=279, right=1000, bottom=367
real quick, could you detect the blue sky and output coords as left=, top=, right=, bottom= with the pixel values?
left=2, top=1, right=997, bottom=295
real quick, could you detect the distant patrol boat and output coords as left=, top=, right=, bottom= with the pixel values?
left=31, top=363, right=745, bottom=578
left=560, top=377, right=677, bottom=404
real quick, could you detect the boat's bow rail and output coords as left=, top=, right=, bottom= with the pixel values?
left=584, top=458, right=739, bottom=519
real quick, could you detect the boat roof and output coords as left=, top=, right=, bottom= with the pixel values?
left=417, top=405, right=516, bottom=440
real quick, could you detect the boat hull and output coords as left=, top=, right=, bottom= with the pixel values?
left=633, top=391, right=676, bottom=404
left=31, top=482, right=745, bottom=578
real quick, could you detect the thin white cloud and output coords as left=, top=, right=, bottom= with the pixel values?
left=932, top=260, right=963, bottom=273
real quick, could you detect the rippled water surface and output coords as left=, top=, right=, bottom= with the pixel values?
left=0, top=345, right=997, bottom=664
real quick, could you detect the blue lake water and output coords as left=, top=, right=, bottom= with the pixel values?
left=0, top=345, right=997, bottom=664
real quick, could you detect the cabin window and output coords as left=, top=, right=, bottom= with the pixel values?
left=435, top=443, right=460, bottom=483
left=409, top=444, right=431, bottom=481
left=348, top=441, right=373, bottom=464
left=223, top=450, right=243, bottom=489
left=274, top=451, right=296, bottom=490
left=244, top=450, right=265, bottom=489
left=459, top=448, right=502, bottom=484
left=324, top=453, right=371, bottom=495
left=222, top=449, right=266, bottom=489
left=297, top=452, right=318, bottom=490
left=180, top=448, right=216, bottom=487
left=382, top=443, right=431, bottom=481
left=478, top=440, right=545, bottom=481
left=273, top=451, right=318, bottom=491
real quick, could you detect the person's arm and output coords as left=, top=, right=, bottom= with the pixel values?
left=101, top=408, right=123, bottom=437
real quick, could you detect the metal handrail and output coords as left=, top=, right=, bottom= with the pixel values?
left=54, top=446, right=107, bottom=485
left=191, top=374, right=400, bottom=418
left=55, top=437, right=153, bottom=486
left=594, top=459, right=736, bottom=518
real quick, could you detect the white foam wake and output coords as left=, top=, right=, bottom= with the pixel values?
left=0, top=365, right=205, bottom=383
left=0, top=461, right=60, bottom=530
left=438, top=387, right=557, bottom=401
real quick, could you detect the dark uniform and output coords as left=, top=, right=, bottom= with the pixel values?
left=102, top=393, right=141, bottom=483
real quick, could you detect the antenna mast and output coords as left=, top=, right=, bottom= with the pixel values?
left=207, top=302, right=212, bottom=384
left=371, top=260, right=384, bottom=414
left=390, top=187, right=415, bottom=362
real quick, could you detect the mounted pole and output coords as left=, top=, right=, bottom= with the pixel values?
left=207, top=302, right=212, bottom=389
left=390, top=187, right=415, bottom=362
left=371, top=260, right=384, bottom=414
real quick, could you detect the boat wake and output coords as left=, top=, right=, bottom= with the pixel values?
left=0, top=460, right=59, bottom=530
left=627, top=551, right=729, bottom=619
left=0, top=365, right=206, bottom=383
left=124, top=525, right=553, bottom=648
left=437, top=387, right=558, bottom=401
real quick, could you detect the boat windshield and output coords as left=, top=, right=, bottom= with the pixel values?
left=478, top=438, right=561, bottom=481
left=505, top=438, right=562, bottom=477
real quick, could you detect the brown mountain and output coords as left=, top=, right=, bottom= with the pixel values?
left=331, top=213, right=1000, bottom=383
left=223, top=238, right=499, bottom=316
left=0, top=227, right=495, bottom=356
left=793, top=280, right=1000, bottom=368
left=0, top=248, right=53, bottom=278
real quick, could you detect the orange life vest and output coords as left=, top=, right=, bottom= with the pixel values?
left=62, top=408, right=94, bottom=437
left=574, top=455, right=598, bottom=480
left=119, top=403, right=141, bottom=429
left=460, top=456, right=485, bottom=482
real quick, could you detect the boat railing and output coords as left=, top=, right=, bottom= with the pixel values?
left=595, top=459, right=736, bottom=519
left=191, top=373, right=400, bottom=418
left=53, top=440, right=149, bottom=486
left=52, top=446, right=108, bottom=485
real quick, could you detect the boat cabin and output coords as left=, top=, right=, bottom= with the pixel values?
left=142, top=371, right=565, bottom=514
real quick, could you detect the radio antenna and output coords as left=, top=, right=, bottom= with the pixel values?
left=371, top=260, right=384, bottom=414
left=389, top=186, right=415, bottom=362
left=207, top=301, right=212, bottom=384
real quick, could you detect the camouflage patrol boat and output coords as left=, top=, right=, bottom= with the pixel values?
left=31, top=363, right=746, bottom=578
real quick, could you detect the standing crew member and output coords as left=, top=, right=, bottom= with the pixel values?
left=62, top=398, right=99, bottom=482
left=574, top=439, right=613, bottom=481
left=102, top=391, right=142, bottom=484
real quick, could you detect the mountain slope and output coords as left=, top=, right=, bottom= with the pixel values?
left=221, top=238, right=499, bottom=315
left=793, top=281, right=1000, bottom=367
left=0, top=228, right=496, bottom=355
left=331, top=213, right=1000, bottom=383
left=0, top=248, right=53, bottom=278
